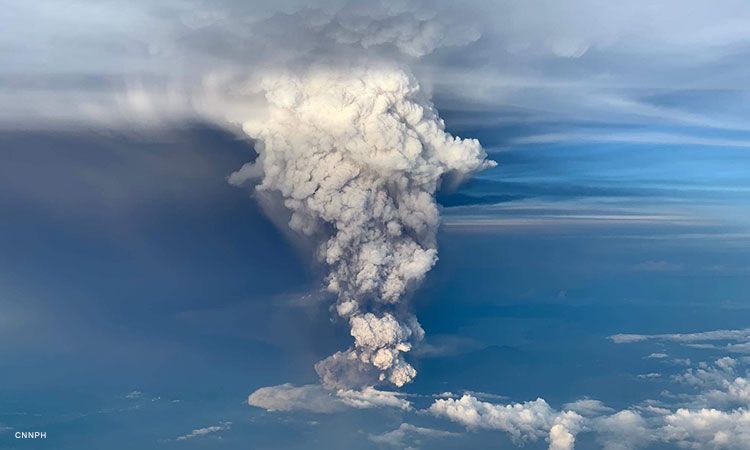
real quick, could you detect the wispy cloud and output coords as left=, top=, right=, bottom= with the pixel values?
left=512, top=132, right=750, bottom=148
left=247, top=383, right=412, bottom=414
left=369, top=423, right=458, bottom=448
left=632, top=261, right=685, bottom=272
left=125, top=390, right=142, bottom=399
left=176, top=422, right=231, bottom=441
left=609, top=327, right=750, bottom=344
left=637, top=372, right=662, bottom=379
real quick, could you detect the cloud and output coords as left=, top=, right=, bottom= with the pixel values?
left=673, top=358, right=750, bottom=407
left=611, top=326, right=750, bottom=357
left=428, top=395, right=582, bottom=450
left=442, top=199, right=698, bottom=230
left=417, top=337, right=750, bottom=449
left=460, top=391, right=510, bottom=402
left=368, top=423, right=458, bottom=448
left=337, top=387, right=412, bottom=410
left=248, top=384, right=344, bottom=413
left=647, top=353, right=669, bottom=359
left=632, top=260, right=685, bottom=272
left=0, top=0, right=482, bottom=128
left=562, top=399, right=614, bottom=417
left=549, top=411, right=583, bottom=450
left=609, top=328, right=750, bottom=345
left=674, top=358, right=739, bottom=389
left=428, top=395, right=553, bottom=440
left=594, top=331, right=750, bottom=448
left=594, top=410, right=652, bottom=450
left=176, top=422, right=231, bottom=441
left=637, top=373, right=662, bottom=379
left=661, top=408, right=750, bottom=449
left=419, top=346, right=750, bottom=449
left=5, top=0, right=750, bottom=145
left=511, top=132, right=750, bottom=149
left=125, top=390, right=143, bottom=399
left=322, top=2, right=481, bottom=58
left=247, top=383, right=411, bottom=413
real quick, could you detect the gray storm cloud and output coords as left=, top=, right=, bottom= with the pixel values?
left=229, top=65, right=494, bottom=388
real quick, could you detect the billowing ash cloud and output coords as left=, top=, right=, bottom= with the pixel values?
left=3, top=0, right=491, bottom=390
left=230, top=65, right=494, bottom=388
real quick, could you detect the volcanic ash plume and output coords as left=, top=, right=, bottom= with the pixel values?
left=230, top=65, right=494, bottom=388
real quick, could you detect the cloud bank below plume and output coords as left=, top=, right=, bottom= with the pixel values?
left=248, top=327, right=750, bottom=450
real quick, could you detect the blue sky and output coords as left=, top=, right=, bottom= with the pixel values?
left=2, top=1, right=750, bottom=449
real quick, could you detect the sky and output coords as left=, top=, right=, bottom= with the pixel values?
left=2, top=1, right=750, bottom=449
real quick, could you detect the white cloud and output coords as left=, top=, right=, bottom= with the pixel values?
left=562, top=399, right=614, bottom=417
left=549, top=411, right=583, bottom=450
left=5, top=0, right=750, bottom=140
left=176, top=422, right=231, bottom=441
left=336, top=387, right=412, bottom=411
left=427, top=395, right=582, bottom=450
left=661, top=408, right=750, bottom=449
left=248, top=384, right=343, bottom=413
left=637, top=373, right=662, bottom=379
left=247, top=378, right=750, bottom=450
left=247, top=383, right=412, bottom=413
left=609, top=328, right=750, bottom=345
left=594, top=410, right=652, bottom=450
left=368, top=423, right=458, bottom=448
left=673, top=358, right=750, bottom=407
left=674, top=358, right=738, bottom=389
left=727, top=342, right=750, bottom=354
left=460, top=391, right=510, bottom=402
left=125, top=390, right=142, bottom=399
left=647, top=353, right=669, bottom=359
left=428, top=395, right=553, bottom=441
left=673, top=358, right=693, bottom=366
left=511, top=132, right=750, bottom=149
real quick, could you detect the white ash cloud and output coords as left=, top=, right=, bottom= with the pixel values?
left=6, top=0, right=750, bottom=137
left=0, top=0, right=482, bottom=128
left=321, top=1, right=481, bottom=58
left=231, top=64, right=493, bottom=388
